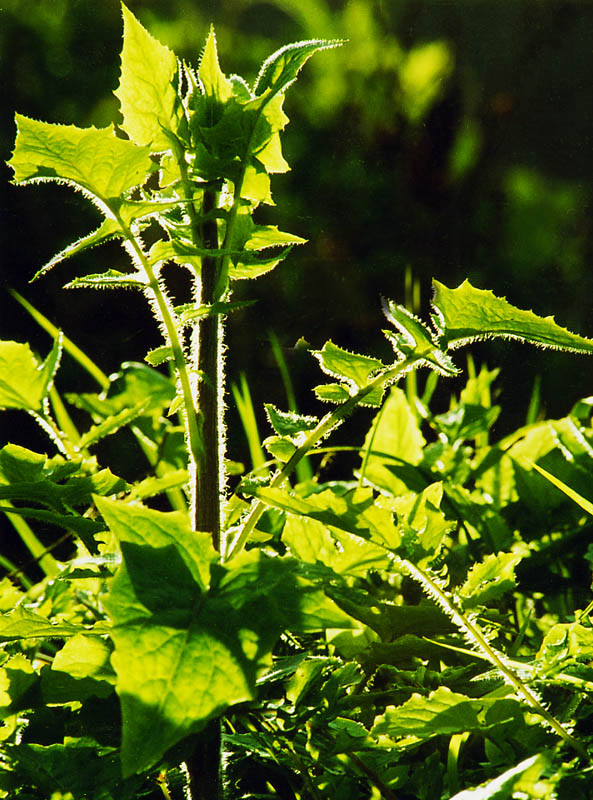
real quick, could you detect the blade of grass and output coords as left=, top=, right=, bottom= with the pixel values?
left=9, top=288, right=109, bottom=389
left=520, top=457, right=593, bottom=516
left=232, top=374, right=268, bottom=473
left=2, top=501, right=60, bottom=577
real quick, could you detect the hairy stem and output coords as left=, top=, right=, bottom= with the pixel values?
left=193, top=188, right=223, bottom=549
left=399, top=557, right=587, bottom=759
left=225, top=358, right=415, bottom=561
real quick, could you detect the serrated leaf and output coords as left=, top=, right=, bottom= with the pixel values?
left=0, top=340, right=55, bottom=412
left=314, top=383, right=350, bottom=403
left=144, top=346, right=173, bottom=366
left=432, top=279, right=593, bottom=354
left=245, top=225, right=306, bottom=250
left=0, top=607, right=84, bottom=641
left=78, top=400, right=149, bottom=448
left=230, top=247, right=291, bottom=280
left=383, top=300, right=459, bottom=376
left=314, top=341, right=385, bottom=404
left=175, top=299, right=256, bottom=326
left=36, top=218, right=121, bottom=279
left=254, top=38, right=344, bottom=98
left=459, top=552, right=522, bottom=608
left=128, top=469, right=189, bottom=501
left=65, top=270, right=147, bottom=290
left=9, top=115, right=152, bottom=207
left=115, top=4, right=182, bottom=150
left=283, top=514, right=391, bottom=577
left=198, top=26, right=232, bottom=105
left=264, top=404, right=318, bottom=437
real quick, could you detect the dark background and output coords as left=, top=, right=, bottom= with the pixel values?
left=2, top=0, right=593, bottom=468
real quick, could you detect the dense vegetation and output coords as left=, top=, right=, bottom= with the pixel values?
left=2, top=3, right=593, bottom=799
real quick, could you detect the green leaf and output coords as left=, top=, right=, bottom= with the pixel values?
left=432, top=279, right=593, bottom=354
left=314, top=383, right=351, bottom=403
left=0, top=445, right=45, bottom=484
left=245, top=224, right=307, bottom=250
left=314, top=341, right=385, bottom=405
left=35, top=219, right=121, bottom=280
left=254, top=38, right=344, bottom=98
left=78, top=401, right=149, bottom=448
left=283, top=514, right=391, bottom=577
left=264, top=404, right=318, bottom=437
left=383, top=300, right=459, bottom=376
left=198, top=26, right=232, bottom=105
left=459, top=552, right=522, bottom=608
left=371, top=686, right=483, bottom=740
left=0, top=607, right=84, bottom=641
left=0, top=340, right=58, bottom=412
left=144, top=346, right=173, bottom=367
left=115, top=4, right=183, bottom=150
left=449, top=754, right=550, bottom=800
left=65, top=270, right=147, bottom=290
left=8, top=115, right=152, bottom=208
left=51, top=634, right=115, bottom=684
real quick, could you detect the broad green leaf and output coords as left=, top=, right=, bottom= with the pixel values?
left=371, top=686, right=483, bottom=740
left=0, top=655, right=36, bottom=715
left=394, top=482, right=452, bottom=563
left=0, top=340, right=58, bottom=412
left=459, top=552, right=522, bottom=608
left=360, top=386, right=426, bottom=496
left=52, top=634, right=115, bottom=683
left=230, top=247, right=291, bottom=280
left=2, top=740, right=130, bottom=800
left=256, top=485, right=399, bottom=550
left=263, top=435, right=297, bottom=462
left=8, top=115, right=152, bottom=208
left=0, top=445, right=45, bottom=484
left=383, top=300, right=459, bottom=376
left=283, top=514, right=391, bottom=577
left=98, top=498, right=324, bottom=775
left=432, top=279, right=593, bottom=354
left=115, top=4, right=182, bottom=150
left=0, top=607, right=83, bottom=641
left=254, top=38, right=344, bottom=98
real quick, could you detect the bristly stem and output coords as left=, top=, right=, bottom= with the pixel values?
left=193, top=188, right=223, bottom=550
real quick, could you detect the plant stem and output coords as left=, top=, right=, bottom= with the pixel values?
left=225, top=358, right=415, bottom=561
left=192, top=189, right=223, bottom=549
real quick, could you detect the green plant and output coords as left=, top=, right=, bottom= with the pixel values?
left=3, top=6, right=593, bottom=798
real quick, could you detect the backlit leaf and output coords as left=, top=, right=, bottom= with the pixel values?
left=255, top=39, right=344, bottom=98
left=432, top=279, right=593, bottom=354
left=8, top=115, right=151, bottom=207
left=115, top=4, right=182, bottom=150
left=0, top=340, right=57, bottom=412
